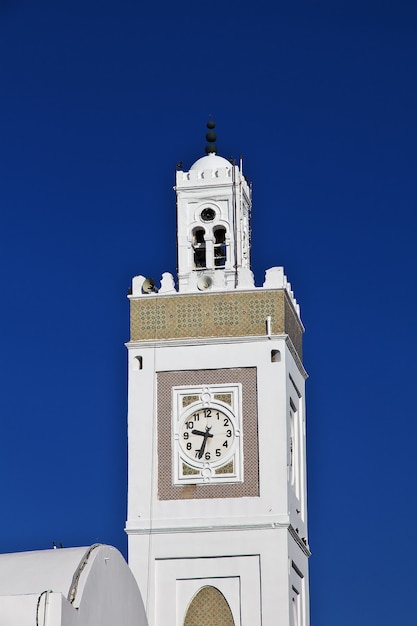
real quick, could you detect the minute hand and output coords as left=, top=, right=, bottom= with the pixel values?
left=197, top=428, right=213, bottom=459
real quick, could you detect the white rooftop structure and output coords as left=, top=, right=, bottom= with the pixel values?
left=0, top=544, right=147, bottom=626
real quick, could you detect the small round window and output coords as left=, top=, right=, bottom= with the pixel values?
left=200, top=208, right=215, bottom=222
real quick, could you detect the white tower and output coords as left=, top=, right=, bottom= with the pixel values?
left=126, top=123, right=310, bottom=626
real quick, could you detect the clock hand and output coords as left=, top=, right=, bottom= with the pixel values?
left=192, top=427, right=214, bottom=438
left=198, top=434, right=208, bottom=459
left=197, top=427, right=214, bottom=459
left=191, top=429, right=206, bottom=437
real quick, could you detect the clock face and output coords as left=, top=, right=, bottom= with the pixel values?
left=172, top=383, right=243, bottom=485
left=179, top=406, right=235, bottom=466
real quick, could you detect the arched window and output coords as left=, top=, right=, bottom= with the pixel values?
left=193, top=227, right=206, bottom=268
left=213, top=226, right=227, bottom=268
left=184, top=586, right=234, bottom=626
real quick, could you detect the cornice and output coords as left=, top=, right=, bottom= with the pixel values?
left=125, top=334, right=288, bottom=349
left=285, top=336, right=308, bottom=379
left=288, top=524, right=311, bottom=557
left=125, top=521, right=310, bottom=556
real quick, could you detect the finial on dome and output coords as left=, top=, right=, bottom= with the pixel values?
left=205, top=118, right=217, bottom=154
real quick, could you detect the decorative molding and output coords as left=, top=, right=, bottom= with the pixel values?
left=171, top=383, right=243, bottom=485
left=126, top=521, right=291, bottom=535
left=126, top=333, right=287, bottom=350
left=125, top=521, right=311, bottom=557
left=286, top=337, right=308, bottom=380
left=288, top=525, right=311, bottom=557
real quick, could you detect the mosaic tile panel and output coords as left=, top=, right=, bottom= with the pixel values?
left=284, top=296, right=303, bottom=358
left=130, top=290, right=303, bottom=358
left=182, top=395, right=200, bottom=408
left=184, top=586, right=235, bottom=626
left=130, top=298, right=167, bottom=339
left=215, top=460, right=234, bottom=475
left=157, top=368, right=259, bottom=500
left=182, top=463, right=199, bottom=476
left=214, top=393, right=232, bottom=406
left=213, top=300, right=240, bottom=327
left=177, top=301, right=204, bottom=329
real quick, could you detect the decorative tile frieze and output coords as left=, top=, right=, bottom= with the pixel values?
left=131, top=289, right=302, bottom=358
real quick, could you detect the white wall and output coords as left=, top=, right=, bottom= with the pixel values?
left=126, top=333, right=309, bottom=625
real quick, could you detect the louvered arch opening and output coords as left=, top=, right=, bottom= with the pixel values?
left=183, top=585, right=235, bottom=626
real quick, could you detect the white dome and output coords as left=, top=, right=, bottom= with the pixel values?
left=189, top=153, right=231, bottom=171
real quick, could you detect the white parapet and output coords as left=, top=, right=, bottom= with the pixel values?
left=129, top=267, right=300, bottom=319
left=263, top=267, right=300, bottom=316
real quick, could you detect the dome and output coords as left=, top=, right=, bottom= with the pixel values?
left=190, top=153, right=231, bottom=171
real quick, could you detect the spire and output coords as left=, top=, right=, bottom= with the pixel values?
left=205, top=118, right=217, bottom=154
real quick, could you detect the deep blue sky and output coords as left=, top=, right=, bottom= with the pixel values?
left=0, top=1, right=416, bottom=624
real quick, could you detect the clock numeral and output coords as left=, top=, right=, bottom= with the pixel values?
left=193, top=412, right=200, bottom=421
left=226, top=429, right=232, bottom=437
left=195, top=451, right=200, bottom=459
left=186, top=442, right=192, bottom=450
left=223, top=441, right=228, bottom=448
left=223, top=418, right=229, bottom=426
left=205, top=452, right=211, bottom=460
left=216, top=448, right=221, bottom=457
left=183, top=432, right=189, bottom=440
left=186, top=421, right=194, bottom=429
left=216, top=412, right=220, bottom=419
left=204, top=409, right=212, bottom=418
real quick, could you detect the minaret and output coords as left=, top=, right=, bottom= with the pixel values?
left=126, top=123, right=310, bottom=626
left=176, top=121, right=252, bottom=292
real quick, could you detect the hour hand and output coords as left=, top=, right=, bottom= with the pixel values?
left=192, top=429, right=206, bottom=437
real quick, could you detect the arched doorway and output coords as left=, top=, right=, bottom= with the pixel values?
left=183, top=585, right=235, bottom=626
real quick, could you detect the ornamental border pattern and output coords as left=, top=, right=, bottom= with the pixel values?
left=130, top=290, right=302, bottom=358
left=157, top=367, right=259, bottom=500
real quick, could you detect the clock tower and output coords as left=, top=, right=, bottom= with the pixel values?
left=126, top=123, right=310, bottom=626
